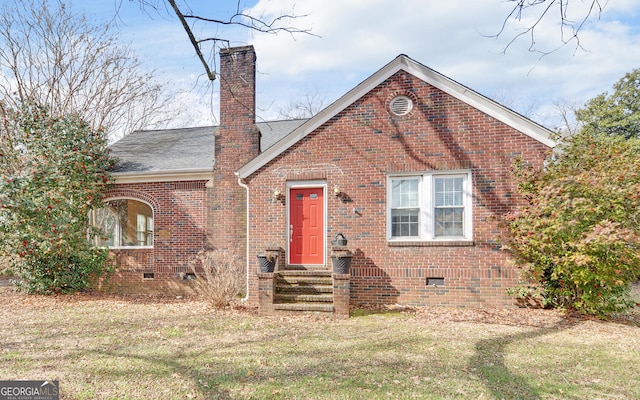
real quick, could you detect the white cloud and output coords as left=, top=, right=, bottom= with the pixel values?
left=241, top=0, right=640, bottom=127
left=64, top=0, right=640, bottom=131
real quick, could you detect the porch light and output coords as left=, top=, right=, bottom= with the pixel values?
left=333, top=185, right=341, bottom=197
left=273, top=189, right=281, bottom=198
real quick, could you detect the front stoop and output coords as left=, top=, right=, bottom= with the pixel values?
left=257, top=269, right=350, bottom=317
left=274, top=270, right=334, bottom=313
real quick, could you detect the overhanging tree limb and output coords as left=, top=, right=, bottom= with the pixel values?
left=182, top=10, right=312, bottom=35
left=167, top=0, right=217, bottom=81
left=144, top=0, right=315, bottom=81
left=490, top=0, right=604, bottom=55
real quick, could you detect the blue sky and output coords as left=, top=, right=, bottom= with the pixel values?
left=73, top=0, right=640, bottom=133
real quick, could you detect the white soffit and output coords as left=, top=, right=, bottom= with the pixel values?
left=113, top=169, right=214, bottom=184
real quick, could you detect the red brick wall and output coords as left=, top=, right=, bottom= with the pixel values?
left=210, top=45, right=259, bottom=260
left=103, top=46, right=260, bottom=295
left=245, top=71, right=550, bottom=308
left=98, top=181, right=208, bottom=293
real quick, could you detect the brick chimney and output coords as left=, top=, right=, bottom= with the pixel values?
left=218, top=45, right=259, bottom=161
left=209, top=45, right=259, bottom=255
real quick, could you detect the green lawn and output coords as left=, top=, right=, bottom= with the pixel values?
left=1, top=288, right=639, bottom=399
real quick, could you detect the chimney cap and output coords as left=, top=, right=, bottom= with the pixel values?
left=219, top=45, right=255, bottom=55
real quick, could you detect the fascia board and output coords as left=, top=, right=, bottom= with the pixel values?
left=113, top=168, right=214, bottom=184
left=237, top=57, right=407, bottom=179
left=237, top=55, right=555, bottom=180
left=401, top=57, right=556, bottom=148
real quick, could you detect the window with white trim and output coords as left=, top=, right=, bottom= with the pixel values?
left=388, top=172, right=472, bottom=241
left=89, top=199, right=154, bottom=248
left=136, top=213, right=153, bottom=246
left=390, top=178, right=420, bottom=237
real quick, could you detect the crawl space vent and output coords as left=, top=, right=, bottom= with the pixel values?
left=389, top=95, right=413, bottom=116
left=426, top=277, right=445, bottom=286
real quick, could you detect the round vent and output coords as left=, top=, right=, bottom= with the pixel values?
left=389, top=95, right=413, bottom=116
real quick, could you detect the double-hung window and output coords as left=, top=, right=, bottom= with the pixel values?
left=390, top=178, right=420, bottom=237
left=137, top=214, right=153, bottom=246
left=388, top=171, right=472, bottom=241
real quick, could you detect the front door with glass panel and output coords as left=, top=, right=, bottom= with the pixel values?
left=289, top=187, right=325, bottom=265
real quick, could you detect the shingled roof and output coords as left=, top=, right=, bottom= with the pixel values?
left=110, top=119, right=307, bottom=174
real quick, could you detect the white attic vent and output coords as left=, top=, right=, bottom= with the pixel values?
left=389, top=95, right=413, bottom=116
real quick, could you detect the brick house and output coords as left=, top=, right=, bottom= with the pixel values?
left=104, top=45, right=553, bottom=315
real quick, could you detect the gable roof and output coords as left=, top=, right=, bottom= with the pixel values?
left=236, top=54, right=556, bottom=180
left=110, top=119, right=306, bottom=182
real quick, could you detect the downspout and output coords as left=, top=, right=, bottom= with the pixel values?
left=237, top=175, right=250, bottom=302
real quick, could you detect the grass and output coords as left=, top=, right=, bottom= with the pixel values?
left=1, top=287, right=639, bottom=399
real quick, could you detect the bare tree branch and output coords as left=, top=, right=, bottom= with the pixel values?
left=167, top=0, right=217, bottom=81
left=551, top=98, right=580, bottom=137
left=277, top=88, right=328, bottom=120
left=0, top=0, right=173, bottom=141
left=127, top=0, right=314, bottom=81
left=490, top=0, right=604, bottom=55
left=182, top=9, right=313, bottom=36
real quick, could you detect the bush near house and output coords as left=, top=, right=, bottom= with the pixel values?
left=190, top=249, right=246, bottom=308
left=504, top=131, right=640, bottom=315
left=0, top=103, right=116, bottom=294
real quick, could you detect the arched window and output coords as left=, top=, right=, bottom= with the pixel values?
left=90, top=199, right=153, bottom=247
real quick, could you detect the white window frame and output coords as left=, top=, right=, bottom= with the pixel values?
left=90, top=197, right=154, bottom=249
left=90, top=207, right=121, bottom=247
left=387, top=171, right=473, bottom=242
left=136, top=213, right=154, bottom=246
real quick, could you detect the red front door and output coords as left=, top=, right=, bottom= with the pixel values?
left=289, top=187, right=325, bottom=265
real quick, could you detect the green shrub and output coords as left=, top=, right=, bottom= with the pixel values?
left=504, top=131, right=640, bottom=316
left=0, top=103, right=116, bottom=294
